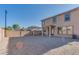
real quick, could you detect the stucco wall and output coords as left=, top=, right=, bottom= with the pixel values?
left=56, top=8, right=79, bottom=35
left=6, top=30, right=30, bottom=37
left=0, top=28, right=4, bottom=41
left=42, top=8, right=79, bottom=36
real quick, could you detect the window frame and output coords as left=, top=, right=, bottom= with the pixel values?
left=53, top=16, right=57, bottom=23
left=64, top=13, right=70, bottom=22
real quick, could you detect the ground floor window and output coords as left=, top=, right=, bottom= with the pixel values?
left=67, top=26, right=72, bottom=35
left=62, top=27, right=67, bottom=34
left=58, top=27, right=62, bottom=34
left=57, top=26, right=73, bottom=35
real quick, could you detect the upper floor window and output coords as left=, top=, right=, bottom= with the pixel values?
left=64, top=13, right=70, bottom=21
left=53, top=16, right=57, bottom=23
left=42, top=21, right=45, bottom=25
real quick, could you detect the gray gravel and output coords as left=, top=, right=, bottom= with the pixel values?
left=0, top=36, right=79, bottom=55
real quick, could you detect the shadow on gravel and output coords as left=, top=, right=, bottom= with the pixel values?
left=7, top=36, right=79, bottom=55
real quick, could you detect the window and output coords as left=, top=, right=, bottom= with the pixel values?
left=42, top=21, right=45, bottom=25
left=67, top=26, right=72, bottom=35
left=53, top=16, right=57, bottom=23
left=64, top=13, right=70, bottom=21
left=57, top=26, right=72, bottom=35
left=62, top=27, right=67, bottom=34
left=58, top=27, right=62, bottom=34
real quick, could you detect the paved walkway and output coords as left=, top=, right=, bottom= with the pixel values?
left=0, top=36, right=79, bottom=55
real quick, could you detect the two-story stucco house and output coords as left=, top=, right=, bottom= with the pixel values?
left=41, top=7, right=79, bottom=38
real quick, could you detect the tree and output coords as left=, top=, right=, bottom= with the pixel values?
left=12, top=24, right=20, bottom=30
left=6, top=26, right=12, bottom=30
left=27, top=26, right=41, bottom=31
left=21, top=27, right=26, bottom=31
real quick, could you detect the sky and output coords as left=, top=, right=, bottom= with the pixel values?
left=0, top=4, right=79, bottom=28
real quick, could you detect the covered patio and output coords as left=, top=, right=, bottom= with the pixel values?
left=42, top=25, right=57, bottom=36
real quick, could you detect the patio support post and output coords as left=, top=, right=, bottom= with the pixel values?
left=49, top=26, right=52, bottom=37
left=55, top=26, right=58, bottom=36
left=33, top=31, right=34, bottom=36
left=42, top=30, right=44, bottom=36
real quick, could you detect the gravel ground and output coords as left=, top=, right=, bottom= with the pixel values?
left=0, top=36, right=79, bottom=55
left=44, top=42, right=79, bottom=55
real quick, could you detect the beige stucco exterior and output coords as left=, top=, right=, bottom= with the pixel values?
left=0, top=28, right=4, bottom=41
left=41, top=7, right=79, bottom=38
